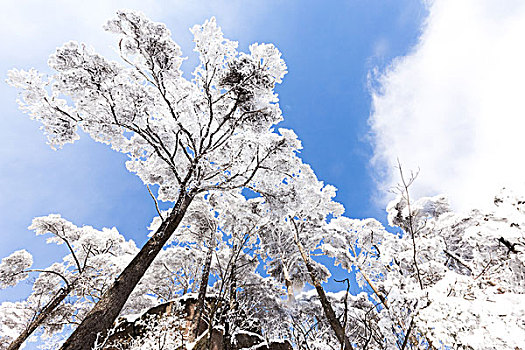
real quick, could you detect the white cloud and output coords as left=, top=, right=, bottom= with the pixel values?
left=369, top=0, right=525, bottom=211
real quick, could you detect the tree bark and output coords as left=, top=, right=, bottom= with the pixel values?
left=282, top=264, right=295, bottom=302
left=7, top=287, right=71, bottom=350
left=60, top=192, right=194, bottom=350
left=191, top=246, right=213, bottom=341
left=223, top=260, right=236, bottom=350
left=291, top=220, right=353, bottom=350
left=229, top=258, right=237, bottom=310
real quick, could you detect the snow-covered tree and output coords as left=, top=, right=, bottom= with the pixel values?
left=250, top=159, right=355, bottom=349
left=7, top=10, right=301, bottom=349
left=7, top=8, right=524, bottom=350
left=0, top=215, right=137, bottom=350
left=381, top=187, right=525, bottom=349
left=324, top=168, right=525, bottom=349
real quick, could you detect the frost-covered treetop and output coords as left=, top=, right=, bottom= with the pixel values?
left=8, top=10, right=296, bottom=202
left=0, top=250, right=33, bottom=289
left=379, top=192, right=524, bottom=348
left=0, top=214, right=140, bottom=348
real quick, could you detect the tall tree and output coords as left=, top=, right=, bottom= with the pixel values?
left=256, top=160, right=353, bottom=349
left=8, top=11, right=296, bottom=349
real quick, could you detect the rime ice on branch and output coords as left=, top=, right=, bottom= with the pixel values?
left=7, top=10, right=302, bottom=350
left=0, top=215, right=138, bottom=350
left=5, top=9, right=525, bottom=350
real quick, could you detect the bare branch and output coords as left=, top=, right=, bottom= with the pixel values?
left=24, top=269, right=72, bottom=290
left=147, top=185, right=164, bottom=221
left=396, top=158, right=424, bottom=290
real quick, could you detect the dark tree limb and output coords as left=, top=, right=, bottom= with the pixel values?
left=191, top=245, right=214, bottom=341
left=7, top=284, right=74, bottom=350
left=60, top=191, right=194, bottom=350
left=291, top=218, right=353, bottom=350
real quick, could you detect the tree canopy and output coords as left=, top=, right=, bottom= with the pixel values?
left=1, top=10, right=524, bottom=350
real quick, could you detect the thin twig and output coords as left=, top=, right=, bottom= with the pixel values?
left=397, top=158, right=424, bottom=290
left=147, top=185, right=164, bottom=221
left=443, top=250, right=473, bottom=273
left=22, top=269, right=72, bottom=290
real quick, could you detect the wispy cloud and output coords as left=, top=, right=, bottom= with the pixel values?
left=369, top=0, right=525, bottom=211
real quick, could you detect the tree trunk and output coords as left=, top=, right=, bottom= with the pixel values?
left=191, top=246, right=213, bottom=341
left=282, top=264, right=295, bottom=302
left=60, top=192, right=194, bottom=350
left=309, top=273, right=352, bottom=350
left=229, top=258, right=237, bottom=310
left=7, top=287, right=71, bottom=350
left=292, top=221, right=353, bottom=350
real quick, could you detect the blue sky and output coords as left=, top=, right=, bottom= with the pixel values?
left=4, top=0, right=525, bottom=347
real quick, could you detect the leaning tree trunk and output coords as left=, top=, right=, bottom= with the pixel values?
left=191, top=246, right=213, bottom=341
left=292, top=222, right=353, bottom=350
left=7, top=285, right=73, bottom=350
left=60, top=192, right=194, bottom=350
